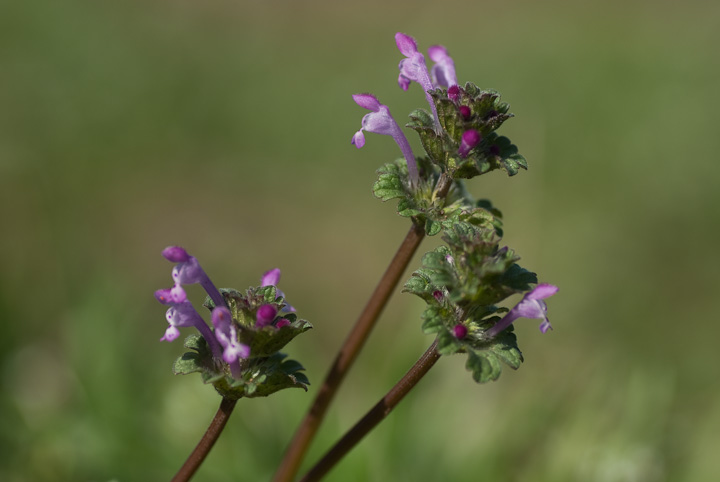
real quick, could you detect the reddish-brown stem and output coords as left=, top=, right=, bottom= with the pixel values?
left=272, top=222, right=426, bottom=482
left=299, top=340, right=441, bottom=482
left=171, top=397, right=237, bottom=482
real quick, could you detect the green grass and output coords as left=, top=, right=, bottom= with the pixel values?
left=1, top=0, right=719, bottom=480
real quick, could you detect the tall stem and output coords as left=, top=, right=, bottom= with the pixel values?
left=272, top=222, right=426, bottom=482
left=299, top=340, right=441, bottom=482
left=171, top=397, right=237, bottom=482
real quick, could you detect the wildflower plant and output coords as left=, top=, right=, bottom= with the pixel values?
left=155, top=32, right=557, bottom=482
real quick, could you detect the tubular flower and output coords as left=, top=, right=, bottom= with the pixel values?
left=155, top=294, right=223, bottom=359
left=212, top=306, right=249, bottom=379
left=458, top=130, right=482, bottom=158
left=485, top=284, right=559, bottom=338
left=395, top=32, right=441, bottom=132
left=428, top=45, right=457, bottom=88
left=351, top=93, right=419, bottom=186
left=162, top=246, right=227, bottom=310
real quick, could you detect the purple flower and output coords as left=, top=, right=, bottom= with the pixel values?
left=459, top=130, right=482, bottom=158
left=428, top=45, right=457, bottom=88
left=275, top=318, right=291, bottom=329
left=448, top=85, right=461, bottom=102
left=453, top=324, right=468, bottom=339
left=261, top=268, right=296, bottom=313
left=256, top=304, right=278, bottom=327
left=485, top=284, right=559, bottom=338
left=161, top=246, right=227, bottom=310
left=156, top=297, right=223, bottom=358
left=212, top=307, right=250, bottom=379
left=351, top=93, right=419, bottom=186
left=395, top=32, right=442, bottom=132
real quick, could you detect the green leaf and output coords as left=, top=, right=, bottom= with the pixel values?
left=465, top=351, right=502, bottom=383
left=183, top=334, right=206, bottom=352
left=173, top=352, right=205, bottom=375
left=421, top=308, right=445, bottom=335
left=425, top=218, right=442, bottom=236
left=436, top=330, right=462, bottom=356
left=407, top=108, right=435, bottom=130
left=239, top=319, right=313, bottom=358
left=373, top=163, right=406, bottom=201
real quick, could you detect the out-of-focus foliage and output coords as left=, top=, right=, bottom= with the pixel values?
left=1, top=0, right=719, bottom=481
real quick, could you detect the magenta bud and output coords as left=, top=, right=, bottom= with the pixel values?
left=433, top=290, right=444, bottom=302
left=448, top=85, right=461, bottom=102
left=275, top=318, right=291, bottom=329
left=459, top=105, right=471, bottom=120
left=453, top=324, right=468, bottom=339
left=162, top=246, right=190, bottom=263
left=256, top=304, right=278, bottom=327
left=458, top=129, right=482, bottom=158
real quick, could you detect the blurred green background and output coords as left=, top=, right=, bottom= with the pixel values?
left=2, top=0, right=719, bottom=480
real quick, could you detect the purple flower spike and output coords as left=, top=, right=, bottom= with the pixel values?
left=453, top=324, right=468, bottom=339
left=395, top=32, right=442, bottom=133
left=485, top=284, right=559, bottom=338
left=256, top=304, right=278, bottom=327
left=351, top=93, right=419, bottom=186
left=428, top=45, right=457, bottom=88
left=459, top=130, right=482, bottom=158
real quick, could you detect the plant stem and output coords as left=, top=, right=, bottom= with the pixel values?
left=299, top=340, right=441, bottom=482
left=272, top=222, right=426, bottom=482
left=171, top=397, right=238, bottom=482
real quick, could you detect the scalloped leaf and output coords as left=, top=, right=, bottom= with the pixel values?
left=373, top=163, right=406, bottom=201
left=239, top=319, right=313, bottom=358
left=173, top=351, right=205, bottom=375
left=465, top=351, right=503, bottom=383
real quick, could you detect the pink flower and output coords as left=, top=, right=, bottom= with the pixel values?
left=485, top=284, right=559, bottom=337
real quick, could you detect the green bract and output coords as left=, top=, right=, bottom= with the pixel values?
left=373, top=158, right=505, bottom=236
left=172, top=287, right=312, bottom=400
left=173, top=335, right=310, bottom=399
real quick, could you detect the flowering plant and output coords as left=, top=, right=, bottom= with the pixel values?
left=156, top=32, right=557, bottom=482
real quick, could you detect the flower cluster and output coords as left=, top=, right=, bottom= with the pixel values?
left=404, top=220, right=558, bottom=383
left=353, top=32, right=495, bottom=191
left=155, top=246, right=310, bottom=393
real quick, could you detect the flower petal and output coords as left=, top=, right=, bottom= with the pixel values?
left=162, top=246, right=190, bottom=263
left=351, top=130, right=365, bottom=148
left=160, top=325, right=180, bottom=342
left=395, top=32, right=418, bottom=57
left=352, top=93, right=381, bottom=111
left=261, top=268, right=282, bottom=287
left=526, top=284, right=559, bottom=300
